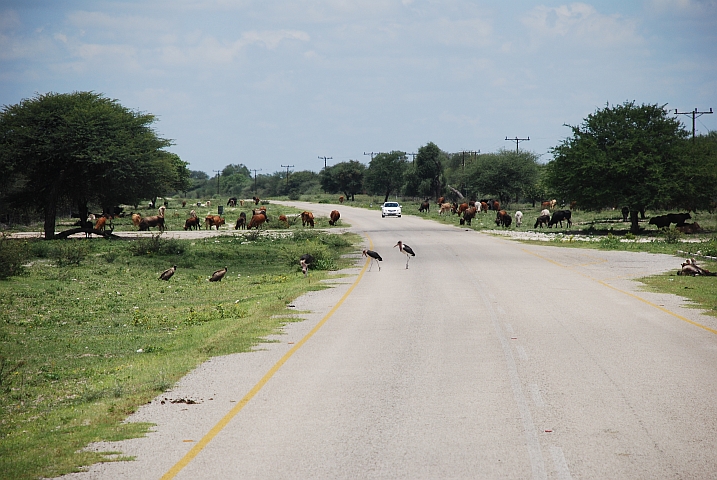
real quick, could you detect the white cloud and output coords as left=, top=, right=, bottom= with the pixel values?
left=522, top=3, right=644, bottom=48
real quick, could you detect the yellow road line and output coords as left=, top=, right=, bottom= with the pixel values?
left=521, top=248, right=717, bottom=336
left=161, top=235, right=373, bottom=479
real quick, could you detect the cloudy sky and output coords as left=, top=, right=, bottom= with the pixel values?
left=1, top=0, right=716, bottom=175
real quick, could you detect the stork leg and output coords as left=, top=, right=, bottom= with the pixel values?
left=405, top=254, right=410, bottom=269
left=368, top=259, right=373, bottom=272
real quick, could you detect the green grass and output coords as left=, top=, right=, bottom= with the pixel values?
left=638, top=258, right=717, bottom=319
left=0, top=230, right=360, bottom=480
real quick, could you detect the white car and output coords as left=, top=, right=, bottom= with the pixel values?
left=381, top=202, right=402, bottom=217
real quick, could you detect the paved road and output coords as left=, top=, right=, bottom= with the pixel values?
left=61, top=202, right=717, bottom=479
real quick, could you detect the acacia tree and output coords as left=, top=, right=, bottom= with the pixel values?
left=544, top=101, right=707, bottom=233
left=403, top=142, right=444, bottom=200
left=0, top=92, right=189, bottom=238
left=364, top=151, right=408, bottom=203
left=319, top=160, right=366, bottom=200
left=465, top=150, right=539, bottom=205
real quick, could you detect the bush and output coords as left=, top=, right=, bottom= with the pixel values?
left=0, top=235, right=29, bottom=279
left=599, top=233, right=621, bottom=250
left=128, top=234, right=186, bottom=256
left=50, top=241, right=90, bottom=266
left=660, top=226, right=682, bottom=244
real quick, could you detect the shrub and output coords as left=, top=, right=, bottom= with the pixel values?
left=0, top=235, right=29, bottom=279
left=660, top=226, right=682, bottom=244
left=128, top=234, right=186, bottom=256
left=599, top=233, right=621, bottom=250
left=50, top=241, right=89, bottom=267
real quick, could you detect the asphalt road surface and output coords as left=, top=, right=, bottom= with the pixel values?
left=60, top=201, right=717, bottom=479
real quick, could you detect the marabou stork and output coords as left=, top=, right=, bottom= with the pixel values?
left=394, top=241, right=415, bottom=269
left=209, top=266, right=228, bottom=282
left=362, top=249, right=382, bottom=271
left=159, top=265, right=177, bottom=281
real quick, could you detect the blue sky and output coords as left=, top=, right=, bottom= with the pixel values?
left=1, top=0, right=715, bottom=175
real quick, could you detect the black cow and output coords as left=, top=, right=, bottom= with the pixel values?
left=534, top=214, right=550, bottom=228
left=419, top=200, right=430, bottom=213
left=648, top=215, right=670, bottom=229
left=548, top=210, right=572, bottom=228
left=621, top=206, right=629, bottom=222
left=666, top=212, right=691, bottom=226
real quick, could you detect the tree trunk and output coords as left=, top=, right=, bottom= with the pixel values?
left=77, top=199, right=90, bottom=229
left=383, top=190, right=390, bottom=203
left=43, top=170, right=66, bottom=240
left=630, top=210, right=640, bottom=234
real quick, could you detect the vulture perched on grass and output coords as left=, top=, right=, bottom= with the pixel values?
left=299, top=254, right=314, bottom=276
left=209, top=266, right=228, bottom=282
left=159, top=265, right=177, bottom=281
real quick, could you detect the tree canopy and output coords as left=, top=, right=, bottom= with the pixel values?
left=544, top=101, right=714, bottom=232
left=364, top=151, right=408, bottom=203
left=0, top=91, right=190, bottom=238
left=465, top=150, right=539, bottom=205
left=403, top=142, right=445, bottom=200
left=320, top=160, right=366, bottom=200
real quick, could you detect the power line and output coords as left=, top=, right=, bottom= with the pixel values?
left=318, top=156, right=332, bottom=168
left=212, top=170, right=221, bottom=196
left=364, top=152, right=382, bottom=161
left=505, top=136, right=530, bottom=153
left=281, top=164, right=294, bottom=188
left=461, top=150, right=480, bottom=170
left=675, top=108, right=713, bottom=140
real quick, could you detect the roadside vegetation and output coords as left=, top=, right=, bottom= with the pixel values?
left=0, top=230, right=360, bottom=480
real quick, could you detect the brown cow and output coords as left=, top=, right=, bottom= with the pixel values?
left=495, top=210, right=512, bottom=227
left=252, top=196, right=260, bottom=205
left=492, top=200, right=500, bottom=211
left=95, top=215, right=108, bottom=232
left=541, top=201, right=551, bottom=210
left=437, top=196, right=445, bottom=205
left=184, top=217, right=201, bottom=230
left=339, top=196, right=344, bottom=203
left=248, top=213, right=267, bottom=229
left=480, top=201, right=488, bottom=213
left=131, top=213, right=142, bottom=227
left=139, top=216, right=165, bottom=232
left=301, top=211, right=315, bottom=227
left=328, top=210, right=340, bottom=226
left=279, top=214, right=289, bottom=227
left=460, top=206, right=478, bottom=226
left=457, top=203, right=469, bottom=215
left=234, top=212, right=247, bottom=230
left=419, top=200, right=430, bottom=212
left=204, top=215, right=225, bottom=230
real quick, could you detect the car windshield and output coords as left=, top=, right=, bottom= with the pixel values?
left=384, top=202, right=399, bottom=207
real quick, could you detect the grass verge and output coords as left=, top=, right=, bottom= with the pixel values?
left=0, top=230, right=360, bottom=480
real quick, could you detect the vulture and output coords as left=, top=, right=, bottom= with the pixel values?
left=299, top=254, right=314, bottom=276
left=159, top=265, right=177, bottom=281
left=209, top=266, right=228, bottom=282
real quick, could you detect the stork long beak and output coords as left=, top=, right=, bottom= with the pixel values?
left=393, top=243, right=400, bottom=248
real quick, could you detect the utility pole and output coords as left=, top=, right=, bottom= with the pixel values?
left=318, top=156, right=332, bottom=169
left=281, top=164, right=294, bottom=188
left=364, top=152, right=381, bottom=161
left=406, top=152, right=418, bottom=164
left=675, top=108, right=713, bottom=140
left=461, top=150, right=479, bottom=170
left=250, top=168, right=262, bottom=195
left=505, top=136, right=529, bottom=153
left=212, top=170, right=221, bottom=196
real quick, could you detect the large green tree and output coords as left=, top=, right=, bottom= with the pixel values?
left=465, top=150, right=539, bottom=205
left=319, top=160, right=366, bottom=200
left=544, top=101, right=710, bottom=233
left=364, top=151, right=408, bottom=203
left=0, top=91, right=189, bottom=238
left=403, top=142, right=445, bottom=200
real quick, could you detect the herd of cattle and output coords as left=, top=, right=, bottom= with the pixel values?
left=419, top=197, right=576, bottom=230
left=87, top=195, right=706, bottom=236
